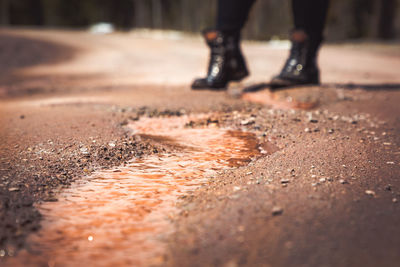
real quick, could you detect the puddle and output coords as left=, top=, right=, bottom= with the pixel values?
left=241, top=86, right=321, bottom=110
left=7, top=115, right=268, bottom=267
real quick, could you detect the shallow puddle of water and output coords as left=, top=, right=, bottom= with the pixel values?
left=7, top=115, right=266, bottom=267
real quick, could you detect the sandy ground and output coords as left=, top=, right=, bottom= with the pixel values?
left=0, top=28, right=400, bottom=266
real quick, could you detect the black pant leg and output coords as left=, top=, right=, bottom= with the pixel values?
left=216, top=0, right=257, bottom=32
left=292, top=0, right=330, bottom=39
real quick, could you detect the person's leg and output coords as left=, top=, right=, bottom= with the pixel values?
left=216, top=0, right=256, bottom=33
left=270, top=0, right=330, bottom=89
left=191, top=0, right=256, bottom=90
left=292, top=0, right=329, bottom=41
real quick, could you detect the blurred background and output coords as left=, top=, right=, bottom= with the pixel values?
left=0, top=0, right=399, bottom=41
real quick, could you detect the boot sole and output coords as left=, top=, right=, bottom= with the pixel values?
left=191, top=72, right=249, bottom=91
left=270, top=75, right=320, bottom=90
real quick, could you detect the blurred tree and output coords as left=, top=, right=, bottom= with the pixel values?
left=0, top=0, right=399, bottom=40
left=378, top=0, right=397, bottom=39
left=99, top=0, right=134, bottom=29
left=133, top=0, right=151, bottom=28
left=8, top=0, right=44, bottom=26
left=245, top=0, right=291, bottom=40
left=180, top=0, right=191, bottom=31
left=160, top=0, right=179, bottom=30
left=152, top=0, right=163, bottom=28
left=349, top=0, right=375, bottom=39
left=0, top=0, right=10, bottom=25
left=41, top=0, right=90, bottom=26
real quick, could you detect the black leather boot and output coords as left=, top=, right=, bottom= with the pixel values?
left=270, top=30, right=321, bottom=89
left=191, top=30, right=249, bottom=90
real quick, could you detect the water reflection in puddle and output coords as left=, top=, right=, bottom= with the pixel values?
left=9, top=115, right=265, bottom=267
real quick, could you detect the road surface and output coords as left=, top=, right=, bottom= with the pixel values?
left=0, top=28, right=400, bottom=267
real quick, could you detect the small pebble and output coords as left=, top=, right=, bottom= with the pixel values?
left=240, top=118, right=255, bottom=125
left=272, top=206, right=284, bottom=216
left=8, top=187, right=19, bottom=192
left=392, top=198, right=398, bottom=203
left=339, top=179, right=348, bottom=184
left=365, top=190, right=376, bottom=196
left=80, top=147, right=89, bottom=154
left=280, top=179, right=290, bottom=184
left=233, top=186, right=241, bottom=192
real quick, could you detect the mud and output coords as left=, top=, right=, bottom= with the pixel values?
left=5, top=115, right=268, bottom=267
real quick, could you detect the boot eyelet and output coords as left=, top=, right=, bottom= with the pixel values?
left=296, top=64, right=303, bottom=71
left=211, top=66, right=220, bottom=75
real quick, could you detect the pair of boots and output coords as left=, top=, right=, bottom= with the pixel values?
left=192, top=29, right=321, bottom=90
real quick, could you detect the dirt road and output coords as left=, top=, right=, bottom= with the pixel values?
left=0, top=28, right=400, bottom=266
